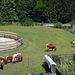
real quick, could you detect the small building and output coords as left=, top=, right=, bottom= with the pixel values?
left=43, top=55, right=56, bottom=75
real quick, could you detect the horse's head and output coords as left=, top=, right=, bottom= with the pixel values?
left=46, top=43, right=49, bottom=46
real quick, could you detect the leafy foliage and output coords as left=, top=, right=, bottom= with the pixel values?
left=0, top=0, right=18, bottom=23
left=57, top=57, right=75, bottom=74
left=50, top=55, right=62, bottom=64
left=54, top=22, right=62, bottom=28
left=0, top=0, right=75, bottom=25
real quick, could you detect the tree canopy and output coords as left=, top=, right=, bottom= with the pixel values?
left=0, top=0, right=75, bottom=25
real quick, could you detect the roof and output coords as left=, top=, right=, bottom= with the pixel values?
left=44, top=55, right=56, bottom=65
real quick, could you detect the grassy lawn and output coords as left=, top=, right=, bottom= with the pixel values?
left=0, top=25, right=75, bottom=75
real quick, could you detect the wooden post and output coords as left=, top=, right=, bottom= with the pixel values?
left=28, top=56, right=29, bottom=68
left=72, top=25, right=75, bottom=33
left=0, top=70, right=1, bottom=75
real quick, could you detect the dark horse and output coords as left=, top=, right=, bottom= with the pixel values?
left=0, top=57, right=7, bottom=70
left=45, top=44, right=56, bottom=51
left=0, top=60, right=4, bottom=70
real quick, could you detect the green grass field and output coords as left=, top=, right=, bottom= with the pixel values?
left=0, top=25, right=75, bottom=75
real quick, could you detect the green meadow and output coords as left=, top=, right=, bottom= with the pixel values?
left=0, top=25, right=75, bottom=75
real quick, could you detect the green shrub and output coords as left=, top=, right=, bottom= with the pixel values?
left=50, top=55, right=61, bottom=64
left=58, top=58, right=75, bottom=73
left=21, top=18, right=34, bottom=26
left=54, top=22, right=62, bottom=28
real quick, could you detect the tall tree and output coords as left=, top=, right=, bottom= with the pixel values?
left=71, top=0, right=75, bottom=20
left=57, top=0, right=72, bottom=23
left=15, top=0, right=36, bottom=25
left=42, top=0, right=57, bottom=22
left=33, top=0, right=45, bottom=22
left=0, top=0, right=75, bottom=24
left=0, top=0, right=18, bottom=23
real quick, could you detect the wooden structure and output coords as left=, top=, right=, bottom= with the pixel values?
left=0, top=31, right=23, bottom=51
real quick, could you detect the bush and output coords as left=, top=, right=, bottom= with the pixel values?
left=70, top=20, right=75, bottom=28
left=54, top=22, right=62, bottom=28
left=21, top=18, right=34, bottom=26
left=50, top=55, right=61, bottom=64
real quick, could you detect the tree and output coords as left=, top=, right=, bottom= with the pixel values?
left=0, top=0, right=18, bottom=23
left=0, top=0, right=75, bottom=24
left=15, top=0, right=36, bottom=25
left=71, top=0, right=75, bottom=20
left=33, top=0, right=45, bottom=22
left=57, top=0, right=72, bottom=23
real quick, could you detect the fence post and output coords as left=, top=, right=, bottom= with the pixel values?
left=0, top=70, right=1, bottom=75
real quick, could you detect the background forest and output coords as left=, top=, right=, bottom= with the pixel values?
left=0, top=0, right=75, bottom=25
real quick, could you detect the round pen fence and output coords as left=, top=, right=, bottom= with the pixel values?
left=0, top=31, right=23, bottom=51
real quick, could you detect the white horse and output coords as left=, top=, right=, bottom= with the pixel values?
left=12, top=53, right=22, bottom=63
left=72, top=41, right=75, bottom=47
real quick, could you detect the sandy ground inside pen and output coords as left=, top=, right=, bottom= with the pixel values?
left=0, top=37, right=17, bottom=51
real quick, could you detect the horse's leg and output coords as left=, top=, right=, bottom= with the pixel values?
left=45, top=48, right=49, bottom=52
left=49, top=47, right=53, bottom=51
left=10, top=59, right=12, bottom=63
left=12, top=58, right=16, bottom=63
left=15, top=57, right=18, bottom=62
left=54, top=47, right=56, bottom=51
left=21, top=57, right=22, bottom=61
left=52, top=48, right=53, bottom=51
left=20, top=56, right=23, bottom=61
left=1, top=64, right=3, bottom=70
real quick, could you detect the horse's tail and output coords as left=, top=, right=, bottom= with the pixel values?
left=21, top=56, right=23, bottom=61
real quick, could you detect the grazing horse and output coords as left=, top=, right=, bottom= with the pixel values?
left=45, top=44, right=56, bottom=51
left=12, top=53, right=23, bottom=63
left=0, top=60, right=4, bottom=70
left=0, top=57, right=7, bottom=70
left=0, top=57, right=7, bottom=64
left=6, top=53, right=23, bottom=63
left=71, top=41, right=75, bottom=47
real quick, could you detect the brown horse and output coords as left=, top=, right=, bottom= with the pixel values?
left=0, top=57, right=7, bottom=64
left=6, top=53, right=23, bottom=63
left=0, top=60, right=4, bottom=70
left=6, top=56, right=13, bottom=63
left=45, top=44, right=56, bottom=51
left=0, top=57, right=7, bottom=70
